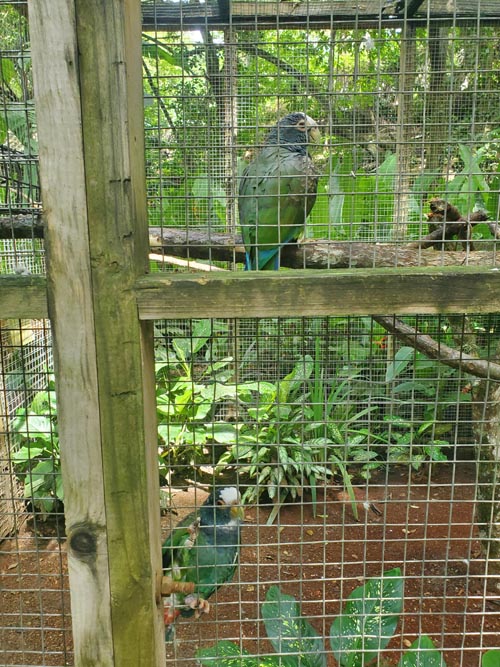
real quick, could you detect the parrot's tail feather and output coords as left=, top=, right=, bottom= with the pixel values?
left=246, top=247, right=280, bottom=270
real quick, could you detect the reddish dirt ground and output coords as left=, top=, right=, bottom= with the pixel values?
left=1, top=462, right=500, bottom=666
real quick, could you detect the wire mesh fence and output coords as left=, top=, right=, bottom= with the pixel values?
left=1, top=0, right=500, bottom=666
left=155, top=314, right=500, bottom=666
left=143, top=3, right=500, bottom=273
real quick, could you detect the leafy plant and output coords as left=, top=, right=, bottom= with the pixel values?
left=382, top=344, right=471, bottom=469
left=11, top=382, right=62, bottom=516
left=155, top=319, right=238, bottom=474
left=329, top=568, right=403, bottom=667
left=218, top=341, right=379, bottom=522
left=196, top=568, right=451, bottom=667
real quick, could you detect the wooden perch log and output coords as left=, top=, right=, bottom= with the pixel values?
left=149, top=227, right=500, bottom=269
left=3, top=210, right=498, bottom=269
left=0, top=214, right=44, bottom=239
left=161, top=576, right=195, bottom=597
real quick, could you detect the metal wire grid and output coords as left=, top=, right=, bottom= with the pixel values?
left=0, top=319, right=71, bottom=667
left=0, top=3, right=498, bottom=667
left=143, top=8, right=500, bottom=272
left=0, top=2, right=42, bottom=276
left=156, top=314, right=500, bottom=666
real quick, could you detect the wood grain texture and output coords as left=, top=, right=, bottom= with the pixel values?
left=29, top=1, right=164, bottom=664
left=135, top=266, right=500, bottom=319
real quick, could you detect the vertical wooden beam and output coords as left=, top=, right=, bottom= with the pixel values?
left=28, top=2, right=164, bottom=665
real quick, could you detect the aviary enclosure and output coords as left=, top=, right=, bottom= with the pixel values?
left=1, top=0, right=500, bottom=665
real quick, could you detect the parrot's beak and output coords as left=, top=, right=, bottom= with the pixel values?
left=308, top=124, right=322, bottom=144
left=231, top=504, right=245, bottom=522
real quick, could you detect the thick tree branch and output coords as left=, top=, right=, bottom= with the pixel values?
left=0, top=213, right=44, bottom=239
left=373, top=315, right=500, bottom=382
left=148, top=226, right=499, bottom=269
left=3, top=214, right=499, bottom=269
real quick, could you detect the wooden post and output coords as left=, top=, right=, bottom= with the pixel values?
left=28, top=1, right=164, bottom=665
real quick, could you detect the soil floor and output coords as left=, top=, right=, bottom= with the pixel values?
left=1, top=462, right=500, bottom=666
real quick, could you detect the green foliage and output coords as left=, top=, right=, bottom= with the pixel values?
left=482, top=650, right=500, bottom=667
left=155, top=319, right=236, bottom=474
left=11, top=382, right=62, bottom=516
left=262, top=586, right=327, bottom=667
left=217, top=341, right=379, bottom=521
left=382, top=341, right=474, bottom=469
left=397, top=636, right=446, bottom=667
left=197, top=568, right=450, bottom=667
left=329, top=568, right=403, bottom=667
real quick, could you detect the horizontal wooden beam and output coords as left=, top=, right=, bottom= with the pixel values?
left=3, top=266, right=500, bottom=321
left=135, top=266, right=500, bottom=319
left=0, top=275, right=48, bottom=319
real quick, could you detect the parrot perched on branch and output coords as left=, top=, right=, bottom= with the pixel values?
left=162, top=486, right=244, bottom=640
left=239, top=112, right=321, bottom=270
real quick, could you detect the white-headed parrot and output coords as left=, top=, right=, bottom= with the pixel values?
left=239, top=112, right=321, bottom=270
left=162, top=486, right=244, bottom=640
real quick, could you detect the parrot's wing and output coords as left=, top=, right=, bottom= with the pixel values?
left=177, top=528, right=240, bottom=616
left=162, top=510, right=199, bottom=570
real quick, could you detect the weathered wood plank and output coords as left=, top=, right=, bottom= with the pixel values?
left=0, top=275, right=48, bottom=318
left=2, top=263, right=500, bottom=321
left=75, top=0, right=164, bottom=662
left=135, top=266, right=500, bottom=319
left=29, top=1, right=164, bottom=665
left=28, top=3, right=116, bottom=664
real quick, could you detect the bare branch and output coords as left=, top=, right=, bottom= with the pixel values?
left=373, top=315, right=500, bottom=382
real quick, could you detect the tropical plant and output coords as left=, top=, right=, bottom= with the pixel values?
left=217, top=340, right=380, bottom=522
left=11, top=382, right=62, bottom=516
left=197, top=568, right=500, bottom=666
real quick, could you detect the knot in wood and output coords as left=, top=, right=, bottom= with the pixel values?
left=69, top=526, right=97, bottom=557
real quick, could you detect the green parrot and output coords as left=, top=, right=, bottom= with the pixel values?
left=162, top=486, right=244, bottom=640
left=239, top=112, right=321, bottom=270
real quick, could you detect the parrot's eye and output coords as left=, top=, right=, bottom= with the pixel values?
left=217, top=499, right=225, bottom=506
left=297, top=119, right=307, bottom=130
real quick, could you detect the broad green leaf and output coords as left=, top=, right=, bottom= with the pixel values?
left=0, top=113, right=6, bottom=144
left=482, top=649, right=500, bottom=667
left=392, top=382, right=435, bottom=396
left=481, top=648, right=500, bottom=667
left=385, top=347, right=415, bottom=382
left=262, top=586, right=327, bottom=667
left=278, top=355, right=314, bottom=405
left=330, top=568, right=403, bottom=667
left=171, top=338, right=188, bottom=363
left=208, top=423, right=239, bottom=444
left=14, top=414, right=53, bottom=436
left=200, top=382, right=238, bottom=402
left=191, top=319, right=213, bottom=353
left=12, top=446, right=45, bottom=462
left=398, top=635, right=446, bottom=666
left=142, top=42, right=185, bottom=69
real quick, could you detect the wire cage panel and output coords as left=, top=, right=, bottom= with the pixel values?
left=143, top=6, right=500, bottom=274
left=0, top=317, right=71, bottom=667
left=0, top=2, right=42, bottom=278
left=1, top=1, right=500, bottom=666
left=156, top=314, right=500, bottom=667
